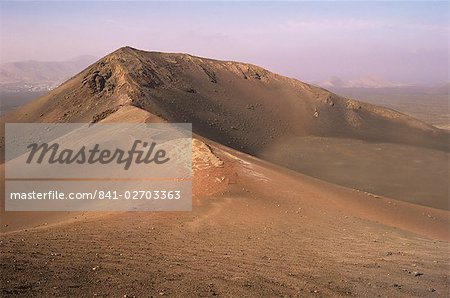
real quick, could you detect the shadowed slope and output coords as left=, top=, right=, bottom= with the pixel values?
left=2, top=47, right=448, bottom=209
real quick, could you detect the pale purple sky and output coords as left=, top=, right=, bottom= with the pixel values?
left=0, top=1, right=448, bottom=84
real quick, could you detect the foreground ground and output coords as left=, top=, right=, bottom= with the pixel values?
left=1, top=142, right=448, bottom=297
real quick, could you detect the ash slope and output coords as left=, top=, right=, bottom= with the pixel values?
left=1, top=69, right=449, bottom=296
left=1, top=106, right=449, bottom=297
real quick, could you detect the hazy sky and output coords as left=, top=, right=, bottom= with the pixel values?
left=0, top=1, right=448, bottom=84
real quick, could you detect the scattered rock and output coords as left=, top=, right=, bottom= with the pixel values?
left=413, top=271, right=423, bottom=277
left=314, top=108, right=319, bottom=118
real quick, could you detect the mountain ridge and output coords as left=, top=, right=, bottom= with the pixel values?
left=4, top=46, right=447, bottom=153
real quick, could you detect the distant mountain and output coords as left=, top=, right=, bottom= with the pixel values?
left=0, top=55, right=98, bottom=91
left=320, top=81, right=449, bottom=131
left=428, top=82, right=450, bottom=95
left=318, top=76, right=408, bottom=89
